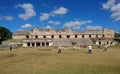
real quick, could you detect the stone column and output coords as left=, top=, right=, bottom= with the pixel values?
left=44, top=42, right=46, bottom=46
left=35, top=43, right=36, bottom=47
left=30, top=43, right=32, bottom=47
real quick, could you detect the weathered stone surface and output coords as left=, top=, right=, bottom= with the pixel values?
left=11, top=27, right=114, bottom=47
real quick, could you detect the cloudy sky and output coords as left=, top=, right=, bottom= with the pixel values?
left=0, top=0, right=120, bottom=33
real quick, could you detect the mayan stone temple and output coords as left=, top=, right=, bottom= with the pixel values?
left=12, top=27, right=114, bottom=47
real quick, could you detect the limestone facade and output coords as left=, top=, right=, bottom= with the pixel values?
left=12, top=27, right=115, bottom=47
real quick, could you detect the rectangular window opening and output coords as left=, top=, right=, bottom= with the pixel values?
left=75, top=35, right=77, bottom=38
left=67, top=35, right=70, bottom=38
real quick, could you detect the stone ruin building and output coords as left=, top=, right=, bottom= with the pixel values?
left=12, top=27, right=114, bottom=47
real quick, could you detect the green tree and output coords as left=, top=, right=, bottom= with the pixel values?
left=0, top=26, right=12, bottom=44
left=114, top=32, right=120, bottom=44
left=115, top=32, right=120, bottom=38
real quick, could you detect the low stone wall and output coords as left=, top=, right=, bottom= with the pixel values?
left=0, top=44, right=10, bottom=48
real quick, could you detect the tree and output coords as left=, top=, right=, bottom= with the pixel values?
left=0, top=26, right=12, bottom=44
left=114, top=32, right=120, bottom=44
left=115, top=32, right=120, bottom=38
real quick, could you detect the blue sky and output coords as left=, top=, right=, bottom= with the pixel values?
left=0, top=0, right=120, bottom=33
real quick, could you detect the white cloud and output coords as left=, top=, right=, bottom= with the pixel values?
left=102, top=0, right=115, bottom=9
left=45, top=25, right=51, bottom=29
left=73, top=26, right=80, bottom=29
left=64, top=20, right=92, bottom=29
left=17, top=3, right=36, bottom=20
left=40, top=7, right=68, bottom=21
left=52, top=7, right=68, bottom=15
left=48, top=20, right=60, bottom=25
left=0, top=16, right=14, bottom=21
left=17, top=29, right=24, bottom=31
left=21, top=23, right=32, bottom=28
left=40, top=13, right=49, bottom=21
left=102, top=0, right=120, bottom=21
left=111, top=3, right=120, bottom=21
left=86, top=26, right=102, bottom=30
left=4, top=16, right=14, bottom=21
left=111, top=3, right=120, bottom=11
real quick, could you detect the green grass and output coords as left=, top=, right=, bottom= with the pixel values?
left=0, top=46, right=120, bottom=74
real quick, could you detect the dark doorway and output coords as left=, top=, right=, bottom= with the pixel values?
left=27, top=43, right=30, bottom=47
left=107, top=41, right=109, bottom=44
left=59, top=35, right=62, bottom=38
left=43, top=35, right=46, bottom=38
left=67, top=35, right=70, bottom=38
left=46, top=42, right=49, bottom=46
left=82, top=35, right=84, bottom=38
left=99, top=41, right=101, bottom=45
left=75, top=35, right=77, bottom=38
left=51, top=35, right=54, bottom=38
left=89, top=34, right=91, bottom=38
left=32, top=43, right=34, bottom=46
left=72, top=42, right=77, bottom=45
left=42, top=43, right=45, bottom=46
left=36, top=43, right=40, bottom=46
left=96, top=35, right=98, bottom=38
left=35, top=35, right=38, bottom=38
left=26, top=35, right=29, bottom=39
left=103, top=35, right=105, bottom=37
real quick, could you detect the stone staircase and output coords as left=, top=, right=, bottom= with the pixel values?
left=52, top=38, right=93, bottom=46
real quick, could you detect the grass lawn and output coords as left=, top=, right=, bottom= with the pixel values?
left=0, top=45, right=120, bottom=74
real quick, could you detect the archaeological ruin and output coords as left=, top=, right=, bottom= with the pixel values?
left=11, top=27, right=115, bottom=47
